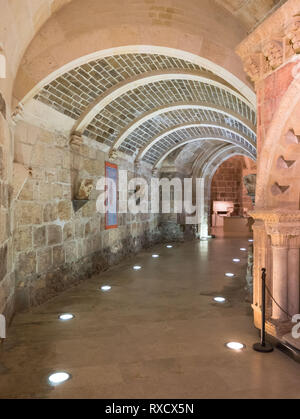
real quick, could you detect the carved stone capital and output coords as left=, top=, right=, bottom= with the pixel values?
left=243, top=54, right=262, bottom=82
left=236, top=3, right=300, bottom=84
left=262, top=40, right=284, bottom=70
left=250, top=208, right=300, bottom=224
left=289, top=235, right=300, bottom=248
left=268, top=231, right=290, bottom=247
left=286, top=14, right=300, bottom=53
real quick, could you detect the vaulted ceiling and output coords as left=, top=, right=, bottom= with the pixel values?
left=215, top=0, right=287, bottom=32
left=33, top=51, right=256, bottom=170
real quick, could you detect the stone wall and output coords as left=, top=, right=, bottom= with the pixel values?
left=12, top=120, right=160, bottom=312
left=0, top=107, right=14, bottom=322
left=211, top=156, right=253, bottom=215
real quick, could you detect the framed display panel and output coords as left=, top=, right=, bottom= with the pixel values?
left=105, top=162, right=118, bottom=230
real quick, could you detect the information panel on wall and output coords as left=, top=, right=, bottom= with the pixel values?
left=105, top=162, right=118, bottom=230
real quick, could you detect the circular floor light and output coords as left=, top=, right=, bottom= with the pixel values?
left=48, top=372, right=71, bottom=386
left=233, top=259, right=240, bottom=263
left=240, top=248, right=247, bottom=252
left=248, top=239, right=254, bottom=243
left=152, top=254, right=159, bottom=258
left=166, top=245, right=173, bottom=248
left=101, top=285, right=111, bottom=292
left=133, top=266, right=142, bottom=270
left=225, top=273, right=235, bottom=278
left=226, top=342, right=245, bottom=351
left=214, top=297, right=226, bottom=303
left=59, top=314, right=74, bottom=321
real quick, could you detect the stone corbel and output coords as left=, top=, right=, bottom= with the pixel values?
left=286, top=14, right=300, bottom=54
left=70, top=131, right=83, bottom=148
left=11, top=103, right=24, bottom=126
left=152, top=168, right=159, bottom=177
left=108, top=148, right=119, bottom=162
left=243, top=54, right=261, bottom=82
left=262, top=40, right=284, bottom=70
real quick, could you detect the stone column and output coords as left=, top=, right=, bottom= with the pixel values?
left=270, top=233, right=289, bottom=321
left=251, top=220, right=271, bottom=328
left=288, top=237, right=300, bottom=317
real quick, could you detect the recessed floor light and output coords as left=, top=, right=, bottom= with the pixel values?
left=233, top=259, right=240, bottom=263
left=166, top=245, right=173, bottom=248
left=101, top=285, right=111, bottom=291
left=133, top=266, right=142, bottom=270
left=214, top=297, right=226, bottom=303
left=225, top=273, right=235, bottom=278
left=240, top=248, right=247, bottom=252
left=152, top=254, right=159, bottom=258
left=48, top=372, right=71, bottom=386
left=248, top=239, right=254, bottom=243
left=226, top=342, right=245, bottom=351
left=59, top=314, right=74, bottom=321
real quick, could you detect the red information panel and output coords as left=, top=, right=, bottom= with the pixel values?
left=105, top=162, right=118, bottom=230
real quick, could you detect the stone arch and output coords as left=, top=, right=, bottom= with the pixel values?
left=256, top=75, right=300, bottom=208
left=111, top=102, right=256, bottom=152
left=71, top=70, right=254, bottom=136
left=154, top=136, right=256, bottom=169
left=194, top=146, right=255, bottom=237
left=137, top=123, right=254, bottom=162
left=13, top=0, right=254, bottom=105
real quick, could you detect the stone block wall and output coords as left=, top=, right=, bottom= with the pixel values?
left=211, top=156, right=253, bottom=215
left=0, top=99, right=14, bottom=321
left=12, top=120, right=160, bottom=312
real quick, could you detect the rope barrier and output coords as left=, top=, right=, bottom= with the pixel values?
left=265, top=283, right=293, bottom=320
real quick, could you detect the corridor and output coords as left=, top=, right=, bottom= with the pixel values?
left=0, top=238, right=299, bottom=399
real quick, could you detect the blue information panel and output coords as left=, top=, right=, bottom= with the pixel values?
left=105, top=162, right=118, bottom=229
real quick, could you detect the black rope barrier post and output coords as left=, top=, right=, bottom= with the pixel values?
left=253, top=268, right=274, bottom=353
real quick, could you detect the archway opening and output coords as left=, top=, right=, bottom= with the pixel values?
left=210, top=155, right=256, bottom=237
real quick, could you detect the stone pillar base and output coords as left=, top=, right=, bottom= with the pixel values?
left=253, top=305, right=292, bottom=338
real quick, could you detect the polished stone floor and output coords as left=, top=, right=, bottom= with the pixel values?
left=1, top=237, right=300, bottom=399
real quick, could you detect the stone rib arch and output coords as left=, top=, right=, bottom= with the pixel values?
left=71, top=70, right=255, bottom=136
left=153, top=135, right=256, bottom=169
left=14, top=0, right=256, bottom=105
left=111, top=102, right=256, bottom=152
left=136, top=122, right=255, bottom=162
left=195, top=144, right=255, bottom=238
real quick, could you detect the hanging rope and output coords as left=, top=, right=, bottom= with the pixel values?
left=264, top=283, right=293, bottom=320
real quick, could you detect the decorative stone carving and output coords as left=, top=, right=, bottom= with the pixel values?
left=243, top=174, right=256, bottom=204
left=276, top=156, right=296, bottom=169
left=11, top=104, right=24, bottom=125
left=262, top=40, right=284, bottom=70
left=108, top=148, right=119, bottom=161
left=75, top=179, right=94, bottom=200
left=286, top=14, right=300, bottom=53
left=243, top=54, right=261, bottom=82
left=236, top=5, right=300, bottom=83
left=250, top=208, right=300, bottom=225
left=271, top=182, right=290, bottom=196
left=70, top=131, right=83, bottom=147
left=285, top=129, right=300, bottom=144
